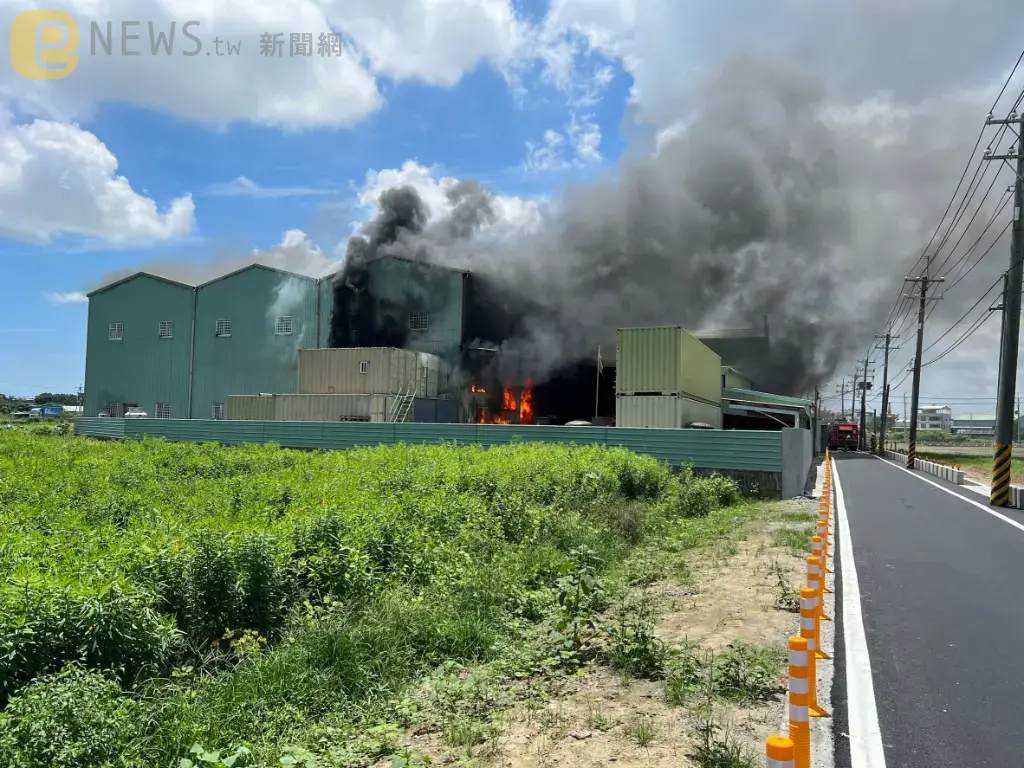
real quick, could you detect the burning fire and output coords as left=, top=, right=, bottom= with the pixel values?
left=520, top=380, right=535, bottom=425
left=502, top=384, right=517, bottom=411
left=474, top=381, right=535, bottom=425
left=471, top=383, right=486, bottom=394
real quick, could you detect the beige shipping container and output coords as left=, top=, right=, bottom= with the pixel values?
left=226, top=395, right=276, bottom=421
left=615, top=395, right=723, bottom=429
left=616, top=326, right=722, bottom=404
left=299, top=347, right=444, bottom=397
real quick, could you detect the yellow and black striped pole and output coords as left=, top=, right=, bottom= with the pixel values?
left=907, top=438, right=916, bottom=470
left=992, top=443, right=1012, bottom=507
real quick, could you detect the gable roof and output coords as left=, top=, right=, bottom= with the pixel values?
left=197, top=263, right=318, bottom=290
left=87, top=272, right=194, bottom=298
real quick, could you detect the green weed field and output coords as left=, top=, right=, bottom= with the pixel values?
left=0, top=430, right=747, bottom=767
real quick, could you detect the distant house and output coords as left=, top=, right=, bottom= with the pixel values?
left=919, top=405, right=952, bottom=432
left=951, top=414, right=996, bottom=437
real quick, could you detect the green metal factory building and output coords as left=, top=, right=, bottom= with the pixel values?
left=84, top=257, right=469, bottom=420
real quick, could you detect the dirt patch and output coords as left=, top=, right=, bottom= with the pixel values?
left=396, top=501, right=814, bottom=767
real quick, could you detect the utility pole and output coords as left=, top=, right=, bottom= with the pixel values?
left=875, top=332, right=898, bottom=452
left=906, top=266, right=943, bottom=469
left=859, top=357, right=872, bottom=451
left=814, top=385, right=821, bottom=455
left=852, top=370, right=859, bottom=425
left=835, top=380, right=846, bottom=421
left=984, top=109, right=1024, bottom=506
left=903, top=392, right=908, bottom=448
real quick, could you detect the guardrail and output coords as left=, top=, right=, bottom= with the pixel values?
left=883, top=450, right=965, bottom=485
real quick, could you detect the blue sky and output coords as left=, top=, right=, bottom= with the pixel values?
left=1, top=0, right=1020, bottom=404
left=0, top=3, right=633, bottom=396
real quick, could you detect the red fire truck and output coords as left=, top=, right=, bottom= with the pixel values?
left=828, top=421, right=859, bottom=451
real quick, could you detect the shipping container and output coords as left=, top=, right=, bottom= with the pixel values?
left=722, top=366, right=754, bottom=391
left=299, top=347, right=446, bottom=397
left=616, top=326, right=722, bottom=404
left=274, top=394, right=375, bottom=422
left=615, top=395, right=723, bottom=429
left=226, top=395, right=277, bottom=421
left=225, top=393, right=454, bottom=422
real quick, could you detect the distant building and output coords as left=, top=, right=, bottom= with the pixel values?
left=918, top=405, right=952, bottom=432
left=951, top=414, right=996, bottom=437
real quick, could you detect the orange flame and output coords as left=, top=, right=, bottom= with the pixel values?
left=502, top=384, right=516, bottom=411
left=471, top=383, right=486, bottom=394
left=520, top=381, right=535, bottom=425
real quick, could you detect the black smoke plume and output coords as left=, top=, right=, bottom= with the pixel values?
left=331, top=52, right=1005, bottom=395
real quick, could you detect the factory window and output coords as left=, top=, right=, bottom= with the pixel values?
left=108, top=322, right=123, bottom=341
left=155, top=403, right=171, bottom=419
left=409, top=311, right=429, bottom=331
left=158, top=320, right=174, bottom=339
left=215, top=318, right=232, bottom=338
left=359, top=361, right=369, bottom=374
left=275, top=316, right=293, bottom=336
left=212, top=403, right=226, bottom=420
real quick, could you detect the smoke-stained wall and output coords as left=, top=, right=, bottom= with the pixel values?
left=191, top=265, right=317, bottom=418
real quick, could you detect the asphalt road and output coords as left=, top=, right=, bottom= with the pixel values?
left=834, top=453, right=1024, bottom=767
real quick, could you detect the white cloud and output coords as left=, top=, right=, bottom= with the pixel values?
left=0, top=0, right=539, bottom=130
left=205, top=176, right=333, bottom=198
left=522, top=113, right=602, bottom=173
left=250, top=229, right=339, bottom=277
left=0, top=115, right=194, bottom=244
left=357, top=159, right=545, bottom=241
left=44, top=291, right=89, bottom=304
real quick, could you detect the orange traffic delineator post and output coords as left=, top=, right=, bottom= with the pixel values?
left=766, top=735, right=795, bottom=768
left=816, top=520, right=833, bottom=574
left=787, top=636, right=811, bottom=768
left=812, top=535, right=833, bottom=594
left=807, top=555, right=831, bottom=624
left=801, top=586, right=831, bottom=708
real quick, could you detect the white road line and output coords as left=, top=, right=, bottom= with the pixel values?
left=832, top=460, right=887, bottom=768
left=875, top=456, right=1024, bottom=534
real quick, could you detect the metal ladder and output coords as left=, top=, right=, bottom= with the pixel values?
left=388, top=384, right=418, bottom=423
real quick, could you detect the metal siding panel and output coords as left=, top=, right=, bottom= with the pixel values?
left=74, top=417, right=126, bottom=438
left=321, top=422, right=397, bottom=447
left=299, top=348, right=442, bottom=395
left=193, top=267, right=316, bottom=418
left=226, top=396, right=275, bottom=420
left=616, top=326, right=721, bottom=403
left=76, top=419, right=782, bottom=473
left=317, top=277, right=334, bottom=347
left=369, top=258, right=464, bottom=359
left=84, top=275, right=193, bottom=418
left=680, top=330, right=723, bottom=404
left=273, top=394, right=371, bottom=421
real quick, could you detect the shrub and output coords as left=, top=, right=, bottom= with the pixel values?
left=0, top=664, right=142, bottom=768
left=0, top=581, right=178, bottom=706
left=702, top=474, right=741, bottom=507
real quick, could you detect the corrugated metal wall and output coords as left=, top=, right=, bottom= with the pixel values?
left=298, top=348, right=442, bottom=396
left=616, top=326, right=722, bottom=403
left=191, top=266, right=318, bottom=419
left=370, top=257, right=466, bottom=359
left=616, top=395, right=723, bottom=429
left=75, top=418, right=784, bottom=472
left=84, top=275, right=194, bottom=418
left=226, top=395, right=276, bottom=421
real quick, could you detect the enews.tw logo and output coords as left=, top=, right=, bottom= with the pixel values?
left=10, top=11, right=347, bottom=79
left=9, top=11, right=231, bottom=80
left=9, top=10, right=80, bottom=79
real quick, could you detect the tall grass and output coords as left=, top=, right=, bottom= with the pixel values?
left=0, top=432, right=739, bottom=766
